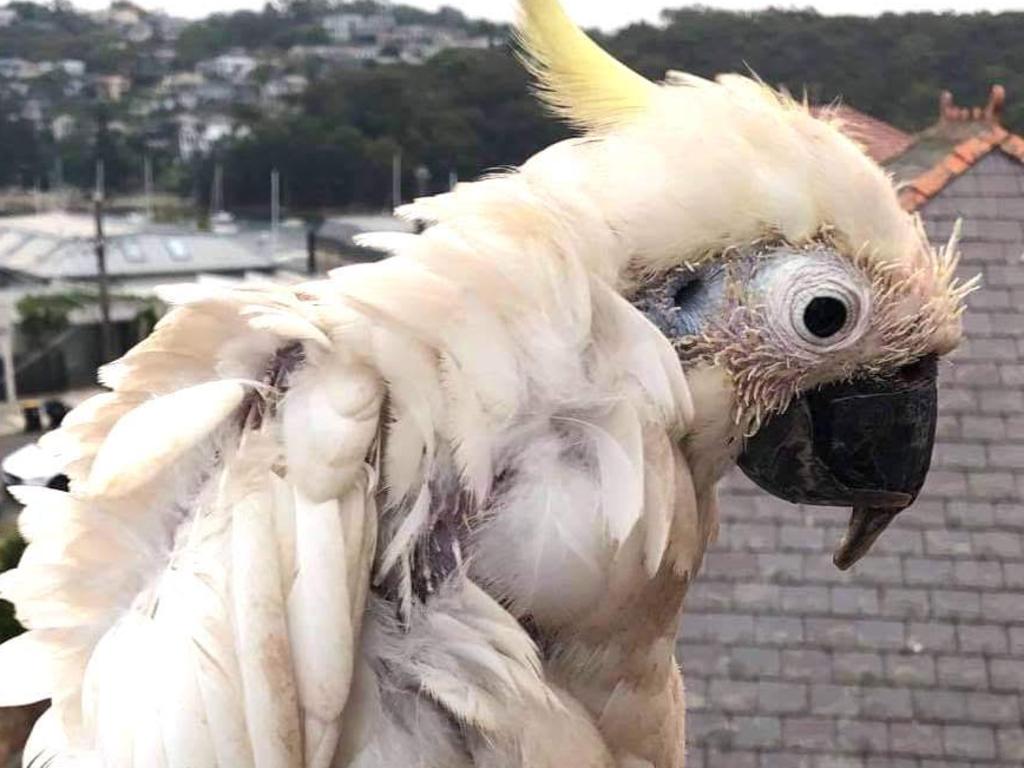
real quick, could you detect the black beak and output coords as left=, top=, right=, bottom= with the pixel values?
left=737, top=355, right=938, bottom=570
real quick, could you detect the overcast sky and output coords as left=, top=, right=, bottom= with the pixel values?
left=66, top=0, right=1024, bottom=28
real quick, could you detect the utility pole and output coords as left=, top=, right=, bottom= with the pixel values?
left=93, top=159, right=113, bottom=364
left=414, top=164, right=432, bottom=199
left=306, top=227, right=317, bottom=276
left=1, top=296, right=17, bottom=408
left=270, top=168, right=281, bottom=258
left=143, top=155, right=154, bottom=221
left=211, top=162, right=224, bottom=217
left=392, top=149, right=402, bottom=210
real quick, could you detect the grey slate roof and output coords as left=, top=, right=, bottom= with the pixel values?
left=0, top=214, right=300, bottom=281
left=679, top=147, right=1024, bottom=767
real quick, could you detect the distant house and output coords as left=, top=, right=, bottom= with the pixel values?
left=287, top=45, right=364, bottom=69
left=155, top=71, right=203, bottom=110
left=176, top=114, right=234, bottom=160
left=262, top=74, right=308, bottom=105
left=94, top=74, right=131, bottom=102
left=0, top=58, right=31, bottom=80
left=51, top=114, right=77, bottom=142
left=197, top=51, right=259, bottom=84
left=0, top=8, right=16, bottom=27
left=322, top=11, right=395, bottom=43
left=158, top=71, right=204, bottom=92
left=0, top=57, right=83, bottom=83
left=105, top=3, right=143, bottom=27
left=57, top=60, right=86, bottom=78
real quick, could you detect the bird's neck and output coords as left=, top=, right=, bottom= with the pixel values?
left=541, top=559, right=693, bottom=767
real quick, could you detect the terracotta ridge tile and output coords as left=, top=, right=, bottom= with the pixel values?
left=999, top=133, right=1024, bottom=162
left=899, top=187, right=928, bottom=212
left=899, top=129, right=1015, bottom=211
left=953, top=134, right=998, bottom=164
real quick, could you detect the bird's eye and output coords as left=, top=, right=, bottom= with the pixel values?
left=761, top=252, right=871, bottom=353
left=803, top=296, right=849, bottom=339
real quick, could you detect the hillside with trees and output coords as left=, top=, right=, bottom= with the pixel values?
left=2, top=2, right=1024, bottom=212
left=217, top=6, right=1024, bottom=211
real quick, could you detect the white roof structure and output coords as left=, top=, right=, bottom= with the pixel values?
left=0, top=213, right=305, bottom=282
left=319, top=213, right=416, bottom=246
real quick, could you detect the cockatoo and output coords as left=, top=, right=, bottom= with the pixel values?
left=0, top=1, right=972, bottom=766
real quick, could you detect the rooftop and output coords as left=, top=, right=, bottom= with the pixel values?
left=884, top=85, right=1024, bottom=210
left=812, top=103, right=914, bottom=164
left=0, top=213, right=303, bottom=281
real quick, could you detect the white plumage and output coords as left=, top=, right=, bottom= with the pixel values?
left=0, top=1, right=970, bottom=766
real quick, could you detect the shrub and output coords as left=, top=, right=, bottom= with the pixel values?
left=0, top=531, right=25, bottom=643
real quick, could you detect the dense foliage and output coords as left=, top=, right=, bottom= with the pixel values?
left=218, top=46, right=569, bottom=210
left=0, top=531, right=25, bottom=643
left=0, top=1, right=118, bottom=70
left=175, top=6, right=330, bottom=67
left=214, top=6, right=1024, bottom=211
left=5, top=3, right=1024, bottom=210
left=615, top=8, right=1024, bottom=133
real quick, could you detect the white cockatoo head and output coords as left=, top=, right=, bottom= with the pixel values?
left=412, top=0, right=975, bottom=568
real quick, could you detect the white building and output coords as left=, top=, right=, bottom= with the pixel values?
left=0, top=58, right=31, bottom=79
left=177, top=115, right=234, bottom=161
left=287, top=45, right=360, bottom=66
left=0, top=8, right=16, bottom=27
left=262, top=74, right=308, bottom=104
left=159, top=71, right=204, bottom=91
left=197, top=51, right=258, bottom=84
left=106, top=4, right=143, bottom=27
left=51, top=114, right=77, bottom=142
left=57, top=60, right=86, bottom=78
left=322, top=12, right=395, bottom=43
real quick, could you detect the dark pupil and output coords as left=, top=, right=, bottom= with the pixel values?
left=803, top=296, right=848, bottom=339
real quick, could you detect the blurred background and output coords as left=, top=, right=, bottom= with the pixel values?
left=0, top=1, right=1022, bottom=766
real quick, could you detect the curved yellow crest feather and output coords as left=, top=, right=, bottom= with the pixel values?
left=516, top=0, right=656, bottom=132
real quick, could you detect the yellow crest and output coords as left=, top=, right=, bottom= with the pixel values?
left=516, top=0, right=656, bottom=132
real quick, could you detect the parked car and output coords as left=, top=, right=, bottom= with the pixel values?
left=1, top=398, right=72, bottom=493
left=1, top=439, right=68, bottom=491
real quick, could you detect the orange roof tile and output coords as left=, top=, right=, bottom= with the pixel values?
left=897, top=87, right=1024, bottom=212
left=1000, top=133, right=1024, bottom=163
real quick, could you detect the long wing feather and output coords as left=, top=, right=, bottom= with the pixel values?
left=229, top=453, right=303, bottom=768
left=2, top=284, right=386, bottom=768
left=84, top=379, right=250, bottom=497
